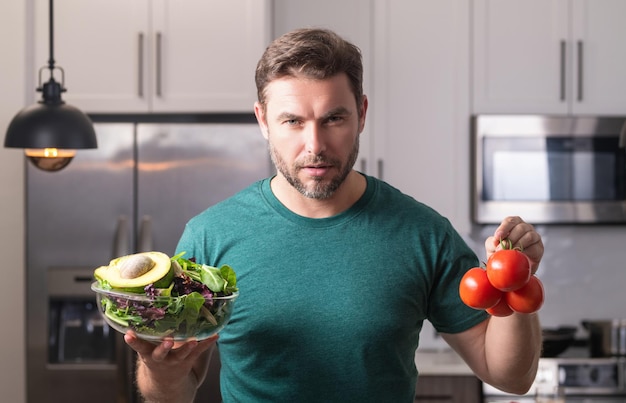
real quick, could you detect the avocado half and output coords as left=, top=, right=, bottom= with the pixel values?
left=94, top=251, right=174, bottom=289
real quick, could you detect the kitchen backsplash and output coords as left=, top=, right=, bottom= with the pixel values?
left=418, top=224, right=626, bottom=350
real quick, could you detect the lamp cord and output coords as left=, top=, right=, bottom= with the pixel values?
left=47, top=0, right=55, bottom=74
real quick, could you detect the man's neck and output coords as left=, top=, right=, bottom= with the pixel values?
left=270, top=170, right=367, bottom=218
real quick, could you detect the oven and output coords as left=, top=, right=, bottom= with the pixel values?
left=483, top=357, right=626, bottom=402
left=485, top=398, right=626, bottom=403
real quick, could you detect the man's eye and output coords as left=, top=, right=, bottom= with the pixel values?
left=326, top=115, right=345, bottom=124
left=283, top=119, right=300, bottom=126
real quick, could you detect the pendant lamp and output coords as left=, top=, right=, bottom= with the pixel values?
left=4, top=0, right=97, bottom=172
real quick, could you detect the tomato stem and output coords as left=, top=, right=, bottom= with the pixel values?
left=499, top=238, right=512, bottom=250
left=499, top=238, right=524, bottom=252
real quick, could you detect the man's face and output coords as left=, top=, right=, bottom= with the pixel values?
left=255, top=73, right=367, bottom=199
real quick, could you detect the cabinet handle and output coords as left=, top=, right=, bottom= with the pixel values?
left=138, top=33, right=144, bottom=97
left=577, top=40, right=583, bottom=102
left=377, top=159, right=384, bottom=180
left=156, top=32, right=162, bottom=97
left=559, top=40, right=566, bottom=101
left=359, top=158, right=367, bottom=173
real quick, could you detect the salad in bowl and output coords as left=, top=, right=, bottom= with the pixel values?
left=91, top=251, right=238, bottom=341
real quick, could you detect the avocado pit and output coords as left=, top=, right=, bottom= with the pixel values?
left=119, top=254, right=156, bottom=279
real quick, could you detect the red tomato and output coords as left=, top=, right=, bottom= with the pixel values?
left=486, top=249, right=531, bottom=292
left=459, top=267, right=503, bottom=310
left=505, top=276, right=545, bottom=314
left=485, top=297, right=514, bottom=317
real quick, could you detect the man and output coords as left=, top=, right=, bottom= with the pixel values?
left=125, top=28, right=543, bottom=402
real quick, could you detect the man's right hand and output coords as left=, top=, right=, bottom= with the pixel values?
left=125, top=330, right=218, bottom=402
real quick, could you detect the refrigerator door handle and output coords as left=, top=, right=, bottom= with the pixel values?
left=113, top=215, right=131, bottom=258
left=115, top=332, right=130, bottom=403
left=114, top=215, right=141, bottom=403
left=138, top=215, right=153, bottom=252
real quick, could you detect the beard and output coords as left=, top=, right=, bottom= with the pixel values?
left=268, top=134, right=360, bottom=200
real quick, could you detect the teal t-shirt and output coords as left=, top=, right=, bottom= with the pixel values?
left=176, top=174, right=488, bottom=402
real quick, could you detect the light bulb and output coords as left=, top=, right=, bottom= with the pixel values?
left=25, top=148, right=76, bottom=172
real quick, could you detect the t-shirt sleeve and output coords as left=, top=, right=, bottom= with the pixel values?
left=175, top=219, right=208, bottom=265
left=426, top=222, right=489, bottom=334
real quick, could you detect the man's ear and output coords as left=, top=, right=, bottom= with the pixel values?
left=254, top=102, right=269, bottom=140
left=358, top=95, right=368, bottom=133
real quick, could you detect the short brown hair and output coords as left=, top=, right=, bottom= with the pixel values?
left=255, top=28, right=364, bottom=113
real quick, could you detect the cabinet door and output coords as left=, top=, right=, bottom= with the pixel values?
left=272, top=0, right=374, bottom=175
left=34, top=0, right=150, bottom=113
left=472, top=0, right=569, bottom=114
left=372, top=0, right=471, bottom=230
left=571, top=0, right=626, bottom=115
left=150, top=0, right=271, bottom=113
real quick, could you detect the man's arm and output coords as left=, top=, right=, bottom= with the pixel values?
left=441, top=216, right=544, bottom=394
left=441, top=313, right=541, bottom=394
left=125, top=331, right=217, bottom=403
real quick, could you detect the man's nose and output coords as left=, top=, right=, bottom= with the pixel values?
left=304, top=124, right=326, bottom=155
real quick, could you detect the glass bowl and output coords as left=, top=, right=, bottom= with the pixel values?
left=91, top=282, right=238, bottom=342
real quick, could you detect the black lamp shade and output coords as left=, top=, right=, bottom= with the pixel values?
left=4, top=101, right=97, bottom=150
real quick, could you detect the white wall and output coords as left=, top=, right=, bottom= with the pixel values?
left=509, top=225, right=626, bottom=332
left=0, top=0, right=26, bottom=402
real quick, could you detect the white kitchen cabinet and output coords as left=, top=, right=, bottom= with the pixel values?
left=473, top=0, right=626, bottom=115
left=272, top=0, right=374, bottom=176
left=372, top=0, right=471, bottom=231
left=33, top=0, right=271, bottom=113
left=571, top=0, right=626, bottom=115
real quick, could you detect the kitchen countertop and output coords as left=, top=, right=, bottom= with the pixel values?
left=414, top=349, right=474, bottom=376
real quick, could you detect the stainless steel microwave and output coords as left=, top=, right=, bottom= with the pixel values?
left=472, top=115, right=626, bottom=224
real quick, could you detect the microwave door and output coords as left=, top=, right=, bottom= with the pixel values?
left=473, top=115, right=626, bottom=224
left=491, top=149, right=550, bottom=201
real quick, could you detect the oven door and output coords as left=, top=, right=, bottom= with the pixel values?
left=484, top=398, right=626, bottom=403
left=482, top=357, right=626, bottom=403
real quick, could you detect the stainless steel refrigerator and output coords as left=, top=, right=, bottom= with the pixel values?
left=26, top=119, right=271, bottom=402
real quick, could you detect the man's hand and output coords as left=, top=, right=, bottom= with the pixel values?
left=124, top=330, right=218, bottom=402
left=485, top=216, right=544, bottom=273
